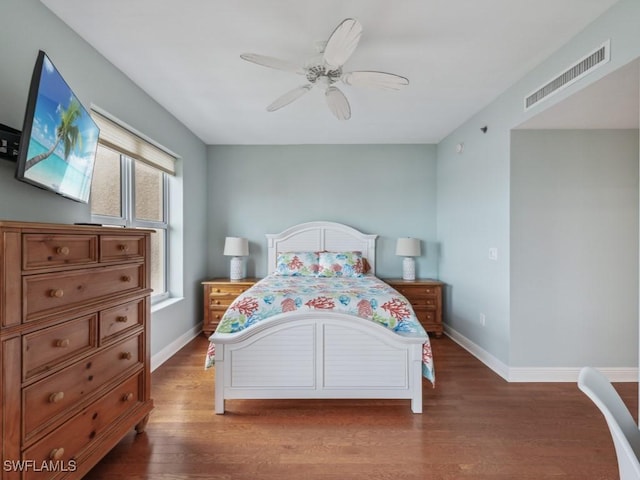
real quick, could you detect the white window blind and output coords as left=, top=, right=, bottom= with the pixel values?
left=91, top=110, right=176, bottom=175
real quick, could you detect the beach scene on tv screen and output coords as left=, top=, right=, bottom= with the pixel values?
left=23, top=55, right=99, bottom=201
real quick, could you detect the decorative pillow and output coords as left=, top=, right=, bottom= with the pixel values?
left=362, top=257, right=372, bottom=274
left=317, top=251, right=364, bottom=277
left=274, top=251, right=319, bottom=276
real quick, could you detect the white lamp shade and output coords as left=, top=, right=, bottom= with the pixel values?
left=395, top=237, right=421, bottom=257
left=223, top=237, right=249, bottom=257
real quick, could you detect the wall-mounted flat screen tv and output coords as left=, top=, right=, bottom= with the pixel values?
left=15, top=50, right=99, bottom=203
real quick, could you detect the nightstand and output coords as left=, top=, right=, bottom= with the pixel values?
left=202, top=278, right=259, bottom=336
left=384, top=278, right=444, bottom=338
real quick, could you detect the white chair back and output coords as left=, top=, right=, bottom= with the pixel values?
left=578, top=366, right=640, bottom=480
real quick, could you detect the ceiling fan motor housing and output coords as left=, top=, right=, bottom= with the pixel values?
left=305, top=64, right=342, bottom=86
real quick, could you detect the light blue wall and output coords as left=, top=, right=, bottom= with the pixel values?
left=438, top=0, right=640, bottom=368
left=0, top=0, right=209, bottom=356
left=207, top=144, right=438, bottom=280
left=511, top=130, right=638, bottom=367
left=4, top=0, right=638, bottom=373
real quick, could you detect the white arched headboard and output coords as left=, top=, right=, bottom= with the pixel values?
left=266, top=221, right=378, bottom=275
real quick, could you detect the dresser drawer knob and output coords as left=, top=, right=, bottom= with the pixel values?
left=49, top=289, right=64, bottom=298
left=215, top=288, right=221, bottom=293
left=55, top=246, right=70, bottom=256
left=55, top=339, right=70, bottom=348
left=121, top=275, right=131, bottom=282
left=49, top=391, right=65, bottom=403
left=116, top=315, right=129, bottom=323
left=214, top=300, right=221, bottom=305
left=118, top=244, right=130, bottom=252
left=122, top=392, right=134, bottom=402
left=215, top=314, right=221, bottom=320
left=49, top=448, right=65, bottom=461
left=120, top=352, right=133, bottom=360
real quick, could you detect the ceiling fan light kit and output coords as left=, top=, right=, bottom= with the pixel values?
left=241, top=18, right=409, bottom=120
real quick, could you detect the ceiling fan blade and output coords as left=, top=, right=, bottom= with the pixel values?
left=323, top=18, right=363, bottom=69
left=266, top=84, right=313, bottom=112
left=341, top=71, right=409, bottom=90
left=240, top=53, right=306, bottom=75
left=325, top=86, right=351, bottom=120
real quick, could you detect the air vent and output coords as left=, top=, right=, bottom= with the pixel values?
left=524, top=40, right=610, bottom=111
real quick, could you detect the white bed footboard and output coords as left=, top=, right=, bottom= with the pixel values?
left=211, top=311, right=426, bottom=414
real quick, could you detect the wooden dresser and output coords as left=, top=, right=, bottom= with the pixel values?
left=202, top=278, right=258, bottom=336
left=384, top=278, right=444, bottom=338
left=0, top=221, right=154, bottom=480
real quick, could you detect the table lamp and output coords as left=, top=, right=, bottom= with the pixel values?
left=224, top=236, right=249, bottom=280
left=396, top=237, right=421, bottom=281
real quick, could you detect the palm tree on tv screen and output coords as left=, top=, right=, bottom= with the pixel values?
left=25, top=98, right=83, bottom=170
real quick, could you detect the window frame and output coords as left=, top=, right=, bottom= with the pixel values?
left=91, top=149, right=170, bottom=303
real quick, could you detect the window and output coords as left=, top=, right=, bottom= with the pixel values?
left=90, top=110, right=176, bottom=303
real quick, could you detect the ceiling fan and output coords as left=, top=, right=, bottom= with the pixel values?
left=240, top=18, right=409, bottom=120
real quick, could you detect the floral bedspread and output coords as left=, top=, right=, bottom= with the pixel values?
left=205, top=275, right=434, bottom=384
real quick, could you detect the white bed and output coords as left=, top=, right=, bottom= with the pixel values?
left=210, top=221, right=429, bottom=414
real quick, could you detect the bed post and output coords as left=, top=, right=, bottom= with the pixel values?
left=214, top=343, right=225, bottom=414
left=411, top=344, right=423, bottom=414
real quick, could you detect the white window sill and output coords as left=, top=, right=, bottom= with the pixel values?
left=151, top=296, right=184, bottom=314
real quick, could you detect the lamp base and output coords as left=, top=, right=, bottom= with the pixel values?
left=402, top=257, right=416, bottom=281
left=230, top=256, right=243, bottom=280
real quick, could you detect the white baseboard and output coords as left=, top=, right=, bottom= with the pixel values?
left=443, top=325, right=638, bottom=383
left=444, top=325, right=510, bottom=380
left=151, top=324, right=202, bottom=372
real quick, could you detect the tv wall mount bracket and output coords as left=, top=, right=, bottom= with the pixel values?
left=0, top=123, right=21, bottom=162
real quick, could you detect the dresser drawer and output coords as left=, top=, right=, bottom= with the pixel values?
left=99, top=235, right=146, bottom=263
left=22, top=373, right=143, bottom=480
left=23, top=264, right=144, bottom=321
left=22, top=234, right=98, bottom=271
left=23, top=314, right=97, bottom=380
left=100, top=299, right=144, bottom=344
left=23, top=333, right=142, bottom=439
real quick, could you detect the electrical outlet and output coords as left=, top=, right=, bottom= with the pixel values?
left=479, top=313, right=486, bottom=326
left=488, top=248, right=498, bottom=261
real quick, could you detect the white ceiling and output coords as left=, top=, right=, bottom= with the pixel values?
left=41, top=0, right=622, bottom=145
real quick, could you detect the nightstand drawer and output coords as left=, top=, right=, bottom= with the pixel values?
left=208, top=307, right=228, bottom=318
left=209, top=284, right=252, bottom=296
left=414, top=309, right=436, bottom=324
left=204, top=308, right=227, bottom=334
left=393, top=285, right=440, bottom=298
left=209, top=294, right=236, bottom=307
left=404, top=295, right=438, bottom=308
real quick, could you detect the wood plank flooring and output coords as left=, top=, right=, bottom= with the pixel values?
left=84, top=334, right=637, bottom=479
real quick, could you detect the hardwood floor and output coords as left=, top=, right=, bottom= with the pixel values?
left=85, top=334, right=637, bottom=479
